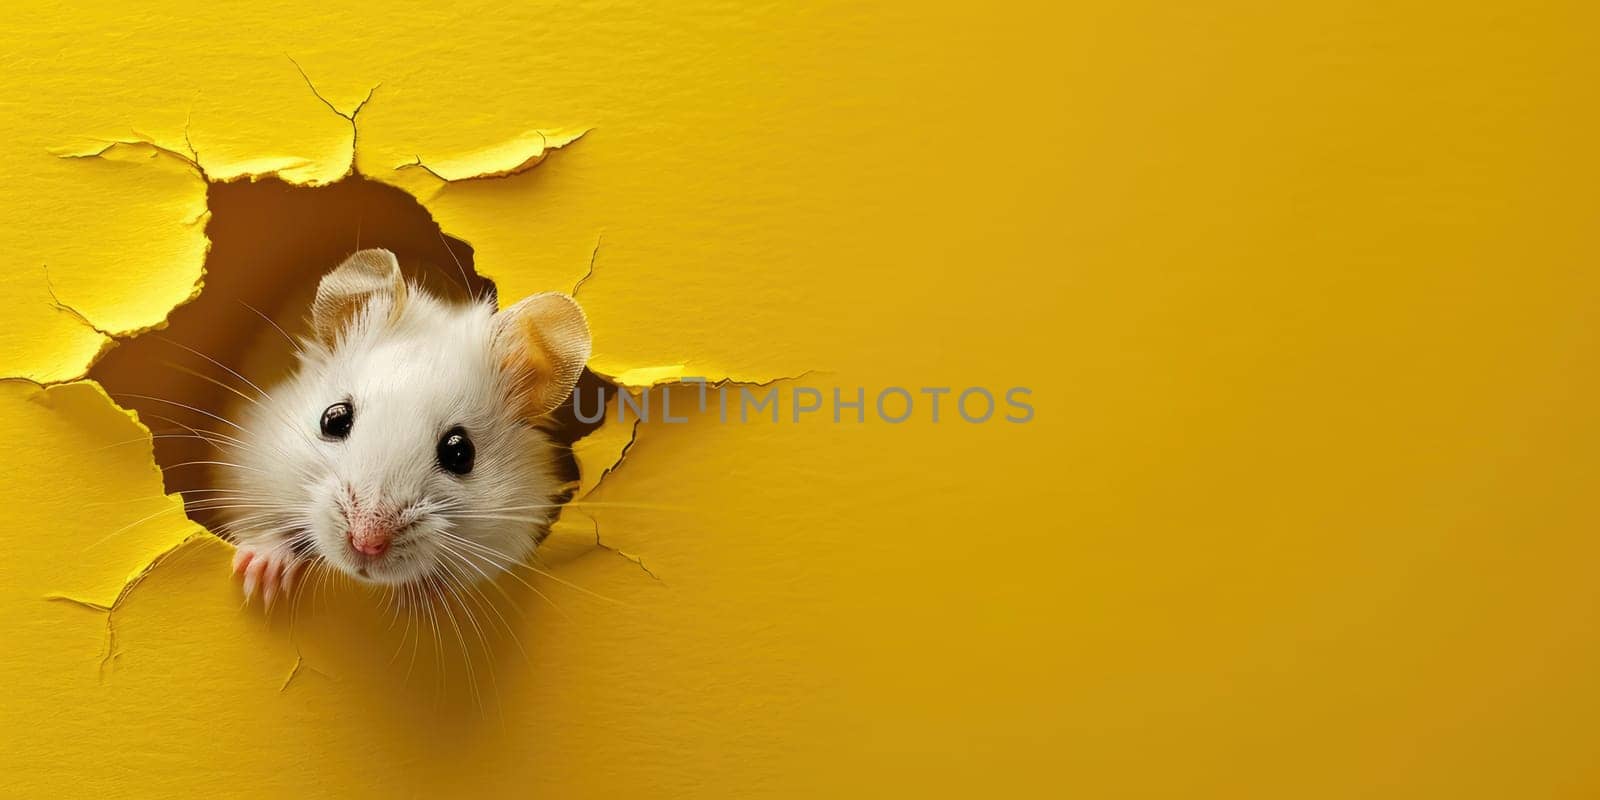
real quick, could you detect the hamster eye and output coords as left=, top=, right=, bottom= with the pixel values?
left=320, top=402, right=354, bottom=439
left=437, top=427, right=475, bottom=475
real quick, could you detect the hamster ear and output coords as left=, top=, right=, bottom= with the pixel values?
left=493, top=292, right=592, bottom=420
left=311, top=248, right=409, bottom=343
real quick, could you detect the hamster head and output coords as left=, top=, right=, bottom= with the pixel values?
left=221, top=248, right=591, bottom=587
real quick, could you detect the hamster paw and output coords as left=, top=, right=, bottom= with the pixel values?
left=232, top=544, right=303, bottom=611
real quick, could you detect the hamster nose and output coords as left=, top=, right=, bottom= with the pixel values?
left=350, top=533, right=390, bottom=557
left=347, top=519, right=394, bottom=557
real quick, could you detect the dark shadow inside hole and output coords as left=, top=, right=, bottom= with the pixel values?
left=90, top=175, right=607, bottom=538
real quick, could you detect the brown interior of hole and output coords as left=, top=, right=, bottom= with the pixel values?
left=89, top=175, right=606, bottom=537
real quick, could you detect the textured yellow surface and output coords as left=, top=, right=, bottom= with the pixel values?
left=3, top=1, right=1599, bottom=797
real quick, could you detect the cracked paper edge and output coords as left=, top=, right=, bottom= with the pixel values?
left=396, top=127, right=591, bottom=183
left=44, top=531, right=217, bottom=677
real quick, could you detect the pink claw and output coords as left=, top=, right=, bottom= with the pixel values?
left=234, top=544, right=298, bottom=612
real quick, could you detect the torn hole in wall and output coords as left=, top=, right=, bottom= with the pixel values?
left=40, top=73, right=683, bottom=700
left=88, top=174, right=617, bottom=548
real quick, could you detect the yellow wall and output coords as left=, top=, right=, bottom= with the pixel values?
left=3, top=1, right=1599, bottom=796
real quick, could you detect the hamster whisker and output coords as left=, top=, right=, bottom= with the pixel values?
left=432, top=529, right=570, bottom=619
left=463, top=500, right=690, bottom=515
left=313, top=553, right=338, bottom=614
left=155, top=356, right=344, bottom=479
left=457, top=547, right=569, bottom=627
left=183, top=489, right=288, bottom=502
left=160, top=360, right=270, bottom=409
left=162, top=460, right=269, bottom=474
left=427, top=570, right=487, bottom=714
left=143, top=414, right=274, bottom=460
left=285, top=553, right=323, bottom=642
left=444, top=513, right=550, bottom=524
left=157, top=359, right=335, bottom=470
left=388, top=582, right=417, bottom=672
left=433, top=542, right=544, bottom=648
left=401, top=583, right=424, bottom=686
left=418, top=579, right=448, bottom=695
left=207, top=508, right=302, bottom=532
left=435, top=228, right=480, bottom=303
left=236, top=300, right=304, bottom=357
left=430, top=530, right=527, bottom=576
left=380, top=585, right=414, bottom=675
left=436, top=560, right=499, bottom=682
left=437, top=547, right=540, bottom=661
left=184, top=505, right=302, bottom=518
left=378, top=583, right=399, bottom=621
left=524, top=561, right=633, bottom=607
left=181, top=490, right=292, bottom=503
left=184, top=507, right=303, bottom=522
left=433, top=538, right=501, bottom=588
left=385, top=585, right=423, bottom=661
left=182, top=496, right=300, bottom=517
left=379, top=585, right=416, bottom=652
left=151, top=334, right=276, bottom=404
left=432, top=528, right=526, bottom=566
left=164, top=364, right=333, bottom=463
left=437, top=529, right=629, bottom=608
left=208, top=514, right=298, bottom=539
left=176, top=490, right=269, bottom=502
left=115, top=394, right=250, bottom=433
left=154, top=419, right=312, bottom=481
left=448, top=506, right=564, bottom=517
left=86, top=432, right=242, bottom=454
left=82, top=486, right=250, bottom=508
left=182, top=503, right=295, bottom=513
left=447, top=569, right=527, bottom=719
left=454, top=501, right=568, bottom=511
left=567, top=500, right=691, bottom=512
left=181, top=492, right=293, bottom=504
left=87, top=504, right=186, bottom=548
left=142, top=358, right=328, bottom=481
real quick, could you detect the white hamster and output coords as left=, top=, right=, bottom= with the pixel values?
left=221, top=248, right=591, bottom=608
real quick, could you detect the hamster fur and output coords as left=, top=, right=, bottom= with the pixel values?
left=220, top=248, right=591, bottom=608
